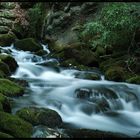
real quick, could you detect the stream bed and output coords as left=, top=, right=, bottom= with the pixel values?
left=1, top=44, right=140, bottom=137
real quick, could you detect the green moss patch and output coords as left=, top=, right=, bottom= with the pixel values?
left=14, top=38, right=43, bottom=52
left=16, top=107, right=63, bottom=128
left=126, top=76, right=140, bottom=85
left=0, top=33, right=16, bottom=47
left=0, top=111, right=32, bottom=138
left=0, top=79, right=24, bottom=97
left=0, top=54, right=18, bottom=73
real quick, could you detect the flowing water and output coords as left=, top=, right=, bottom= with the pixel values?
left=1, top=44, right=140, bottom=137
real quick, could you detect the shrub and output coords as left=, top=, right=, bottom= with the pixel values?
left=80, top=3, right=140, bottom=50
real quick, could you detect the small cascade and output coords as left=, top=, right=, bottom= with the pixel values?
left=1, top=44, right=140, bottom=137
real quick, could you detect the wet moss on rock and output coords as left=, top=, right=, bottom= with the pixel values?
left=0, top=54, right=18, bottom=73
left=126, top=76, right=140, bottom=85
left=0, top=132, right=13, bottom=138
left=16, top=107, right=63, bottom=128
left=0, top=111, right=33, bottom=138
left=0, top=33, right=16, bottom=47
left=14, top=38, right=43, bottom=52
left=105, top=66, right=125, bottom=82
left=0, top=93, right=11, bottom=113
left=0, top=79, right=24, bottom=97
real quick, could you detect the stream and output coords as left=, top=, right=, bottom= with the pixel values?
left=1, top=44, right=140, bottom=137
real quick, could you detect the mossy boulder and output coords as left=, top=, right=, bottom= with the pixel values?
left=0, top=79, right=24, bottom=97
left=16, top=107, right=63, bottom=128
left=105, top=66, right=125, bottom=82
left=95, top=46, right=106, bottom=56
left=53, top=43, right=99, bottom=67
left=126, top=76, right=140, bottom=85
left=0, top=103, right=3, bottom=111
left=0, top=93, right=11, bottom=113
left=0, top=70, right=6, bottom=78
left=0, top=54, right=18, bottom=73
left=0, top=33, right=16, bottom=47
left=75, top=72, right=100, bottom=80
left=14, top=38, right=43, bottom=52
left=0, top=61, right=10, bottom=76
left=0, top=111, right=33, bottom=138
left=0, top=132, right=13, bottom=138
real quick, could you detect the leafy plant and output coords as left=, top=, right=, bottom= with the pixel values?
left=80, top=3, right=140, bottom=50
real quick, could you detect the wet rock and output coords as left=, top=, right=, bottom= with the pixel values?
left=0, top=10, right=16, bottom=19
left=75, top=72, right=100, bottom=80
left=0, top=33, right=16, bottom=47
left=32, top=125, right=67, bottom=138
left=0, top=132, right=13, bottom=138
left=16, top=107, right=63, bottom=128
left=75, top=88, right=92, bottom=99
left=0, top=111, right=33, bottom=138
left=0, top=93, right=11, bottom=113
left=94, top=97, right=110, bottom=112
left=0, top=79, right=24, bottom=97
left=0, top=61, right=10, bottom=76
left=0, top=2, right=16, bottom=9
left=105, top=66, right=125, bottom=82
left=0, top=26, right=10, bottom=34
left=8, top=78, right=29, bottom=87
left=35, top=49, right=48, bottom=56
left=64, top=128, right=129, bottom=138
left=39, top=59, right=59, bottom=67
left=0, top=54, right=18, bottom=73
left=14, top=38, right=43, bottom=52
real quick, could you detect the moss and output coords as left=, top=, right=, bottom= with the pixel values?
left=0, top=79, right=24, bottom=97
left=14, top=38, right=43, bottom=52
left=0, top=111, right=32, bottom=138
left=16, top=107, right=63, bottom=128
left=105, top=66, right=125, bottom=82
left=0, top=132, right=13, bottom=138
left=0, top=54, right=18, bottom=73
left=75, top=73, right=100, bottom=80
left=0, top=70, right=6, bottom=78
left=0, top=103, right=3, bottom=111
left=0, top=33, right=16, bottom=47
left=95, top=46, right=106, bottom=56
left=0, top=93, right=11, bottom=113
left=60, top=58, right=80, bottom=68
left=126, top=76, right=140, bottom=85
left=35, top=49, right=47, bottom=56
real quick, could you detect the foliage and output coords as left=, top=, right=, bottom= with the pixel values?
left=27, top=3, right=46, bottom=39
left=80, top=3, right=140, bottom=50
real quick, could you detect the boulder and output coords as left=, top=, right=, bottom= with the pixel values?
left=0, top=111, right=33, bottom=138
left=0, top=61, right=10, bottom=76
left=0, top=93, right=11, bottom=113
left=0, top=79, right=24, bottom=97
left=105, top=66, right=125, bottom=82
left=16, top=107, right=63, bottom=128
left=14, top=38, right=43, bottom=52
left=75, top=72, right=100, bottom=80
left=0, top=33, right=16, bottom=47
left=52, top=43, right=99, bottom=67
left=0, top=54, right=18, bottom=73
